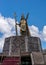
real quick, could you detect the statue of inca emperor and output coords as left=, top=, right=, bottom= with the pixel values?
left=19, top=13, right=30, bottom=36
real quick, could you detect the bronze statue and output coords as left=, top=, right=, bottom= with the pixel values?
left=19, top=13, right=30, bottom=36
left=15, top=13, right=30, bottom=36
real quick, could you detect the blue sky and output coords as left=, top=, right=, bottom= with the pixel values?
left=0, top=0, right=46, bottom=51
left=0, top=0, right=46, bottom=29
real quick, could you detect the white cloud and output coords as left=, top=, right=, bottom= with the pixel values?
left=0, top=13, right=46, bottom=51
left=29, top=25, right=39, bottom=37
left=42, top=26, right=46, bottom=41
left=29, top=25, right=46, bottom=42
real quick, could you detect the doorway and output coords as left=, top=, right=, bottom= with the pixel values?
left=21, top=56, right=32, bottom=65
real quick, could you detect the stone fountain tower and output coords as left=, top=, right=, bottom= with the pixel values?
left=0, top=14, right=46, bottom=65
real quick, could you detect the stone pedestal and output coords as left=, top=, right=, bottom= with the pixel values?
left=3, top=36, right=42, bottom=56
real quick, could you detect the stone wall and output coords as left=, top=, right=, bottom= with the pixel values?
left=3, top=36, right=42, bottom=56
left=43, top=54, right=46, bottom=64
left=3, top=37, right=10, bottom=55
left=28, top=37, right=42, bottom=52
left=31, top=52, right=44, bottom=65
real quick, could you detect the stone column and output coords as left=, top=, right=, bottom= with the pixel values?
left=9, top=37, right=12, bottom=56
left=25, top=36, right=28, bottom=52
